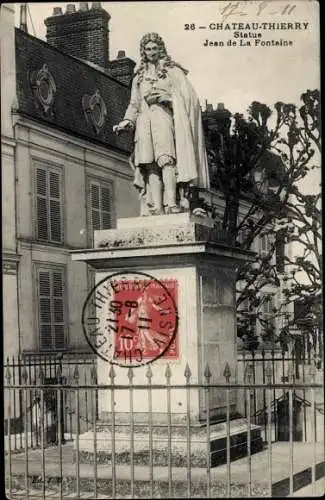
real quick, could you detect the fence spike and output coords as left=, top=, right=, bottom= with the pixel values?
left=22, top=366, right=28, bottom=384
left=73, top=365, right=80, bottom=382
left=146, top=364, right=153, bottom=381
left=244, top=363, right=253, bottom=383
left=109, top=364, right=116, bottom=381
left=184, top=363, right=192, bottom=382
left=5, top=365, right=11, bottom=383
left=204, top=363, right=212, bottom=382
left=165, top=363, right=172, bottom=381
left=265, top=361, right=273, bottom=383
left=223, top=362, right=231, bottom=382
left=56, top=363, right=62, bottom=380
left=127, top=367, right=134, bottom=382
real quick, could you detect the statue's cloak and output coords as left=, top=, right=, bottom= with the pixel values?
left=125, top=66, right=210, bottom=209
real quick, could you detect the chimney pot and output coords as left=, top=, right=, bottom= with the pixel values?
left=217, top=102, right=225, bottom=110
left=53, top=7, right=63, bottom=15
left=91, top=2, right=102, bottom=9
left=79, top=2, right=89, bottom=11
left=66, top=4, right=76, bottom=13
left=117, top=50, right=126, bottom=59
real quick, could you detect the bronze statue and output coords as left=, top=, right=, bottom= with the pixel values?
left=114, top=32, right=210, bottom=216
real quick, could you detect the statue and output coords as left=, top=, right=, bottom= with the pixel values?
left=113, top=32, right=210, bottom=216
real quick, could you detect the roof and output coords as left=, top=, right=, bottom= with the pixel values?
left=15, top=28, right=133, bottom=154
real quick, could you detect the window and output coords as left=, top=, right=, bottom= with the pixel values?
left=88, top=179, right=113, bottom=242
left=261, top=293, right=276, bottom=330
left=238, top=297, right=257, bottom=335
left=259, top=233, right=270, bottom=257
left=35, top=166, right=63, bottom=243
left=237, top=227, right=251, bottom=249
left=37, top=267, right=66, bottom=351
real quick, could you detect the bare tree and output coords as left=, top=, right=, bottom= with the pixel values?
left=202, top=89, right=321, bottom=349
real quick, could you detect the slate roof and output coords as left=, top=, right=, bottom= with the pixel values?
left=15, top=28, right=132, bottom=155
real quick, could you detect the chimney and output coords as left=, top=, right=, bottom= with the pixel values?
left=107, top=50, right=136, bottom=86
left=44, top=2, right=111, bottom=69
left=19, top=4, right=28, bottom=32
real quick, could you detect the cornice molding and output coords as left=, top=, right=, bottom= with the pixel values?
left=14, top=114, right=130, bottom=163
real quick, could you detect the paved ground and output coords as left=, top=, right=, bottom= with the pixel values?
left=5, top=440, right=325, bottom=497
left=291, top=477, right=325, bottom=497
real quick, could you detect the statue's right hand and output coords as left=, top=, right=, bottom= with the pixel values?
left=113, top=120, right=134, bottom=135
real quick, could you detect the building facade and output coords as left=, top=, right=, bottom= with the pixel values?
left=2, top=3, right=138, bottom=361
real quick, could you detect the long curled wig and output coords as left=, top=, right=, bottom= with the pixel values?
left=135, top=32, right=188, bottom=85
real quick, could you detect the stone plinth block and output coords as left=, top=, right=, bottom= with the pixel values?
left=71, top=213, right=255, bottom=423
left=74, top=418, right=264, bottom=468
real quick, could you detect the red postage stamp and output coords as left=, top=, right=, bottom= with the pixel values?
left=82, top=271, right=179, bottom=367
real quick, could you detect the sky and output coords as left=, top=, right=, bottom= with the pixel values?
left=14, top=1, right=320, bottom=194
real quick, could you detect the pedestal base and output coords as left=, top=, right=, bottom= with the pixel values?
left=75, top=418, right=264, bottom=468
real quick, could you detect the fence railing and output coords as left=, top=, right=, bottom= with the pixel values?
left=4, top=357, right=324, bottom=499
left=3, top=354, right=97, bottom=449
left=237, top=347, right=324, bottom=442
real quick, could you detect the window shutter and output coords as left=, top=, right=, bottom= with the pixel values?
left=49, top=171, right=60, bottom=198
left=90, top=183, right=101, bottom=231
left=52, top=271, right=65, bottom=349
left=36, top=168, right=48, bottom=240
left=101, top=185, right=112, bottom=229
left=38, top=268, right=65, bottom=351
left=36, top=167, right=63, bottom=243
left=36, top=168, right=47, bottom=196
left=39, top=271, right=52, bottom=350
left=49, top=200, right=61, bottom=242
left=89, top=181, right=113, bottom=237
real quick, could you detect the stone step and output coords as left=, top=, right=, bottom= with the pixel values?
left=75, top=418, right=264, bottom=468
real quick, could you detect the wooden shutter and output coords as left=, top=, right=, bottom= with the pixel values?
left=38, top=268, right=65, bottom=351
left=90, top=183, right=101, bottom=231
left=52, top=271, right=65, bottom=349
left=49, top=171, right=62, bottom=242
left=39, top=270, right=52, bottom=350
left=101, top=185, right=112, bottom=229
left=36, top=166, right=63, bottom=243
left=89, top=180, right=112, bottom=235
left=36, top=168, right=48, bottom=240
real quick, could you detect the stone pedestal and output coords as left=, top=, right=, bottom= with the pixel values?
left=71, top=213, right=263, bottom=466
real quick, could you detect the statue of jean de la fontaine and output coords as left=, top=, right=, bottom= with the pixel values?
left=114, top=32, right=210, bottom=216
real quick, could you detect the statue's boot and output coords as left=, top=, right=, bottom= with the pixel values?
left=163, top=165, right=181, bottom=213
left=148, top=165, right=164, bottom=215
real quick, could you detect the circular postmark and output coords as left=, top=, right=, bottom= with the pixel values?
left=82, top=271, right=178, bottom=367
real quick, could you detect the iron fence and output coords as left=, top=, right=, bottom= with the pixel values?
left=3, top=354, right=97, bottom=450
left=4, top=357, right=324, bottom=499
left=237, top=347, right=324, bottom=442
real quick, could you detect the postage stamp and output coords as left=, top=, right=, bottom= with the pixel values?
left=82, top=271, right=179, bottom=367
